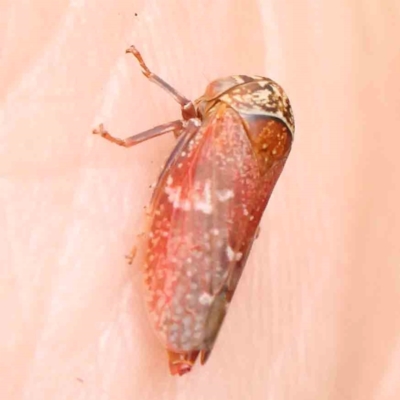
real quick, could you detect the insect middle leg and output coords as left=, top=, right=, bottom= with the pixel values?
left=126, top=46, right=196, bottom=119
left=92, top=120, right=184, bottom=148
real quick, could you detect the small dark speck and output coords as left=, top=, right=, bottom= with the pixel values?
left=135, top=13, right=138, bottom=16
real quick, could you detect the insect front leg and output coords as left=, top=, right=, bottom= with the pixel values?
left=126, top=46, right=197, bottom=119
left=92, top=120, right=184, bottom=148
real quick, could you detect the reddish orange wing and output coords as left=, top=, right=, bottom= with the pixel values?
left=144, top=100, right=292, bottom=373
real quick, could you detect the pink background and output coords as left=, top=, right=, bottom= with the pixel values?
left=1, top=1, right=400, bottom=399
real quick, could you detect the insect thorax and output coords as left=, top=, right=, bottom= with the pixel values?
left=195, top=75, right=294, bottom=175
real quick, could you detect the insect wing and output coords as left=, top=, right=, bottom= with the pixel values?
left=144, top=105, right=288, bottom=361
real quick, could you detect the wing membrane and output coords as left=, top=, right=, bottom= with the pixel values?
left=144, top=104, right=285, bottom=359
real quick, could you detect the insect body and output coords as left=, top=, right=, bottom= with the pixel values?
left=93, top=46, right=294, bottom=375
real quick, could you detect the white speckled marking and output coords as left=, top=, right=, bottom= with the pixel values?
left=226, top=246, right=243, bottom=262
left=194, top=180, right=213, bottom=214
left=165, top=185, right=181, bottom=207
left=199, top=292, right=214, bottom=305
left=217, top=189, right=234, bottom=202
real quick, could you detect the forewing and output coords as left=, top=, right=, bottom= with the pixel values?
left=144, top=105, right=287, bottom=357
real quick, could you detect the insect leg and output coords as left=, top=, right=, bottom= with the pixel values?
left=92, top=120, right=184, bottom=148
left=126, top=46, right=196, bottom=119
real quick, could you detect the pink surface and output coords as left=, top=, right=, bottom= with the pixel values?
left=1, top=1, right=400, bottom=399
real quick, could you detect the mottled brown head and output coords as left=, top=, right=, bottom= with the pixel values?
left=195, top=75, right=295, bottom=174
left=195, top=75, right=294, bottom=135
